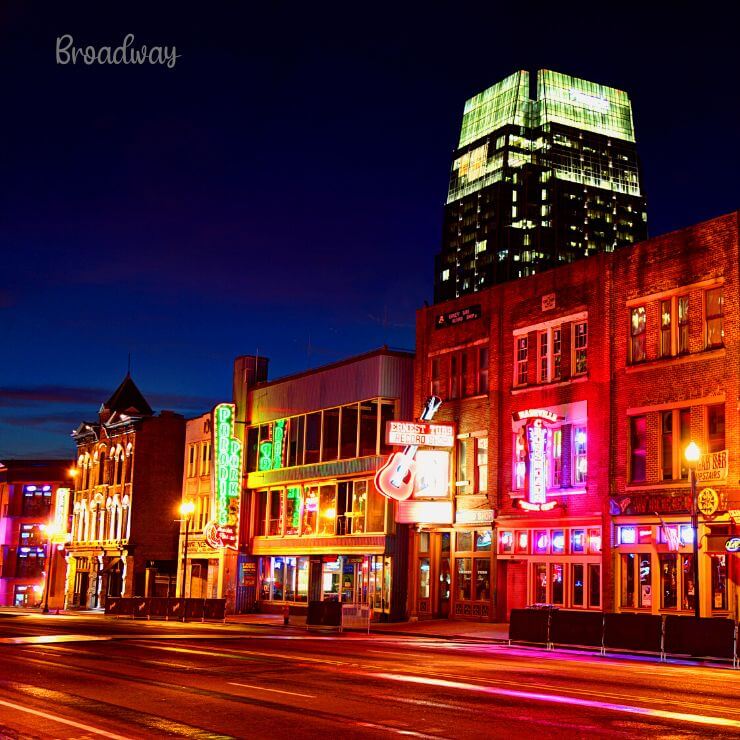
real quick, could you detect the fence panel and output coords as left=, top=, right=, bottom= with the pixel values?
left=664, top=616, right=736, bottom=660
left=603, top=613, right=663, bottom=654
left=549, top=610, right=604, bottom=648
left=509, top=608, right=550, bottom=644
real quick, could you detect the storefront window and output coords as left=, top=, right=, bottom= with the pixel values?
left=366, top=480, right=385, bottom=532
left=534, top=563, right=547, bottom=603
left=621, top=553, right=635, bottom=607
left=268, top=490, right=283, bottom=536
left=550, top=563, right=564, bottom=605
left=534, top=530, right=549, bottom=554
left=475, top=530, right=492, bottom=551
left=588, top=564, right=600, bottom=607
left=302, top=486, right=318, bottom=535
left=515, top=531, right=528, bottom=554
left=285, top=487, right=302, bottom=535
left=321, top=559, right=341, bottom=600
left=318, top=484, right=336, bottom=535
left=305, top=412, right=321, bottom=465
left=272, top=557, right=285, bottom=600
left=551, top=530, right=565, bottom=554
left=572, top=563, right=584, bottom=606
left=456, top=558, right=472, bottom=600
left=340, top=404, right=359, bottom=459
left=296, top=557, right=309, bottom=602
left=499, top=530, right=513, bottom=553
left=322, top=408, right=340, bottom=462
left=573, top=426, right=587, bottom=484
left=639, top=555, right=652, bottom=608
left=660, top=554, right=678, bottom=609
left=711, top=554, right=727, bottom=611
left=474, top=558, right=490, bottom=600
left=571, top=529, right=585, bottom=553
left=456, top=531, right=473, bottom=552
left=352, top=481, right=367, bottom=533
left=419, top=558, right=430, bottom=599
left=419, top=531, right=430, bottom=553
left=681, top=554, right=695, bottom=611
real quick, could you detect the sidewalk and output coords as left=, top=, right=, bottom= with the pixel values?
left=225, top=612, right=508, bottom=641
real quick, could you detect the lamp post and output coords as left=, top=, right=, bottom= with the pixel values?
left=40, top=523, right=58, bottom=614
left=684, top=441, right=701, bottom=619
left=179, top=501, right=195, bottom=599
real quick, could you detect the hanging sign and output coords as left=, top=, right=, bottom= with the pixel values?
left=725, top=537, right=740, bottom=553
left=695, top=450, right=728, bottom=483
left=697, top=488, right=720, bottom=517
left=212, top=402, right=242, bottom=548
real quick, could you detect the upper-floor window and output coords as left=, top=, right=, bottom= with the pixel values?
left=187, top=444, right=196, bottom=478
left=478, top=347, right=489, bottom=394
left=516, top=336, right=528, bottom=386
left=707, top=404, right=725, bottom=453
left=573, top=322, right=588, bottom=375
left=573, top=426, right=587, bottom=484
left=660, top=299, right=671, bottom=357
left=200, top=442, right=211, bottom=477
left=677, top=296, right=689, bottom=354
left=431, top=358, right=442, bottom=398
left=450, top=354, right=460, bottom=399
left=629, top=416, right=647, bottom=483
left=22, top=485, right=52, bottom=516
left=512, top=423, right=586, bottom=491
left=538, top=331, right=549, bottom=382
left=630, top=307, right=646, bottom=363
left=705, top=287, right=724, bottom=348
left=660, top=408, right=691, bottom=480
left=475, top=437, right=488, bottom=493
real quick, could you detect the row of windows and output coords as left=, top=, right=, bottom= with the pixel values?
left=71, top=494, right=131, bottom=543
left=246, top=399, right=395, bottom=473
left=186, top=442, right=212, bottom=478
left=515, top=320, right=587, bottom=386
left=629, top=404, right=724, bottom=483
left=629, top=287, right=723, bottom=364
left=77, top=445, right=133, bottom=490
left=431, top=347, right=489, bottom=400
left=254, top=479, right=388, bottom=538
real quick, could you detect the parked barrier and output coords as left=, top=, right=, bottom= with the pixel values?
left=203, top=599, right=226, bottom=621
left=133, top=598, right=150, bottom=619
left=603, top=612, right=663, bottom=655
left=105, top=597, right=226, bottom=622
left=341, top=603, right=371, bottom=632
left=185, top=599, right=205, bottom=621
left=307, top=600, right=342, bottom=627
left=508, top=608, right=551, bottom=645
left=149, top=598, right=170, bottom=620
left=664, top=616, right=736, bottom=661
left=550, top=610, right=604, bottom=649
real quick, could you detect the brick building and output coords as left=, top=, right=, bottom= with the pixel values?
left=0, top=460, right=73, bottom=608
left=67, top=375, right=185, bottom=608
left=409, top=211, right=740, bottom=621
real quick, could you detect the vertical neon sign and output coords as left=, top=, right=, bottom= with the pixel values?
left=214, top=403, right=242, bottom=526
left=527, top=420, right=547, bottom=504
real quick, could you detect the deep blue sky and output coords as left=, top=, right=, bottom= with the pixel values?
left=1, top=3, right=738, bottom=458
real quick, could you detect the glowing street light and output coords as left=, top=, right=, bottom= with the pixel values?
left=178, top=501, right=196, bottom=600
left=684, top=441, right=701, bottom=619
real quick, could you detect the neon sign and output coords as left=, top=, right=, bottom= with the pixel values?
left=213, top=402, right=242, bottom=527
left=272, top=419, right=286, bottom=469
left=513, top=409, right=561, bottom=423
left=726, top=537, right=740, bottom=553
left=527, top=420, right=547, bottom=504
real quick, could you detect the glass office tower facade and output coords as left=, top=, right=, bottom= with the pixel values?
left=435, top=70, right=647, bottom=302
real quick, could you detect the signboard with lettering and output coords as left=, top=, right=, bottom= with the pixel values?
left=695, top=450, right=728, bottom=483
left=386, top=421, right=455, bottom=448
left=435, top=304, right=481, bottom=329
left=456, top=509, right=494, bottom=524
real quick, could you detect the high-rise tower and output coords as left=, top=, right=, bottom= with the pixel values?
left=434, top=70, right=647, bottom=302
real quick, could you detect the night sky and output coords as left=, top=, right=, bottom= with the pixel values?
left=1, top=4, right=737, bottom=458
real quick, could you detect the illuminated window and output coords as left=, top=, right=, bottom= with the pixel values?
left=661, top=407, right=695, bottom=480
left=550, top=428, right=562, bottom=487
left=661, top=411, right=673, bottom=480
left=573, top=426, right=587, bottom=485
left=552, top=328, right=561, bottom=380
left=475, top=437, right=488, bottom=493
left=573, top=321, right=587, bottom=374
left=441, top=269, right=450, bottom=282
left=660, top=299, right=672, bottom=357
left=630, top=306, right=646, bottom=363
left=456, top=439, right=468, bottom=492
left=629, top=416, right=646, bottom=482
left=678, top=295, right=689, bottom=354
left=705, top=287, right=724, bottom=348
left=515, top=336, right=528, bottom=385
left=538, top=331, right=549, bottom=382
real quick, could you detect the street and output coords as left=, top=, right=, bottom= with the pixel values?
left=0, top=613, right=738, bottom=738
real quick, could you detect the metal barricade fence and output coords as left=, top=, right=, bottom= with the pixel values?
left=341, top=603, right=371, bottom=633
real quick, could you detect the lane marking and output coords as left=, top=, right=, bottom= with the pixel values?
left=227, top=681, right=316, bottom=698
left=0, top=697, right=131, bottom=739
left=373, top=673, right=740, bottom=730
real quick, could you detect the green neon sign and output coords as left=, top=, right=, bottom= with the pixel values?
left=258, top=440, right=273, bottom=471
left=213, top=403, right=242, bottom=526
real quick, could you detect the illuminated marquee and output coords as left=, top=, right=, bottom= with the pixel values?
left=54, top=488, right=70, bottom=539
left=213, top=402, right=242, bottom=527
left=513, top=408, right=561, bottom=423
left=386, top=421, right=454, bottom=448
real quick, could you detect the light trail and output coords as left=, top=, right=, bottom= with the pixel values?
left=374, top=672, right=740, bottom=730
left=228, top=682, right=316, bottom=698
left=0, top=697, right=131, bottom=739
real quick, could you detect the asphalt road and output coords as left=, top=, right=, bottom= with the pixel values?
left=0, top=612, right=738, bottom=739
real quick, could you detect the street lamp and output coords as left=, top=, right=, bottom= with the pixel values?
left=40, top=523, right=59, bottom=614
left=179, top=501, right=195, bottom=599
left=684, top=441, right=701, bottom=619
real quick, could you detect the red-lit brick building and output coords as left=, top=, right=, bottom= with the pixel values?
left=408, top=211, right=740, bottom=621
left=0, top=460, right=73, bottom=608
left=67, top=376, right=185, bottom=608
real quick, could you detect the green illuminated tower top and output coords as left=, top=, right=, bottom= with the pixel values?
left=435, top=69, right=647, bottom=302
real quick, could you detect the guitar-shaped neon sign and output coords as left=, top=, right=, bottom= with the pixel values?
left=374, top=396, right=443, bottom=502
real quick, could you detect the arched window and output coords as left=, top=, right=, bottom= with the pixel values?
left=97, top=450, right=107, bottom=486
left=121, top=494, right=131, bottom=540
left=81, top=500, right=89, bottom=541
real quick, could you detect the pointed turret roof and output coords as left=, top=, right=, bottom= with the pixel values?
left=101, top=374, right=154, bottom=418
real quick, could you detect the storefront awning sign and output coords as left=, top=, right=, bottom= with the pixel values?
left=386, top=421, right=454, bottom=448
